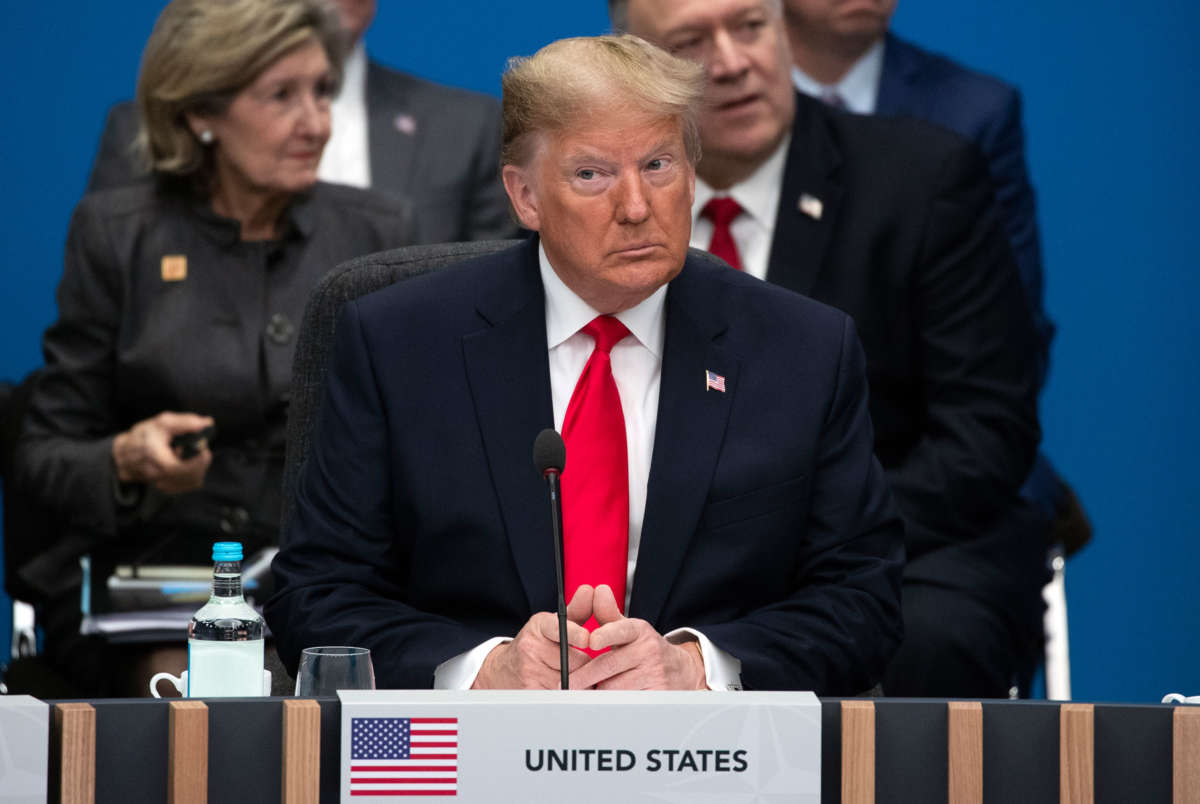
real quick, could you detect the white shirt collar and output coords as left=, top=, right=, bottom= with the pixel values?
left=790, top=37, right=886, bottom=115
left=318, top=42, right=370, bottom=187
left=693, top=132, right=790, bottom=231
left=340, top=42, right=368, bottom=103
left=539, top=241, right=666, bottom=358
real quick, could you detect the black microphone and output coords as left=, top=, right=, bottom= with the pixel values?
left=532, top=428, right=569, bottom=691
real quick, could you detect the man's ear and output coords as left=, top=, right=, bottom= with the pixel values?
left=502, top=164, right=541, bottom=232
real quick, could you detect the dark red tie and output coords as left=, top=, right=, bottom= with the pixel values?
left=561, top=315, right=630, bottom=651
left=701, top=197, right=744, bottom=271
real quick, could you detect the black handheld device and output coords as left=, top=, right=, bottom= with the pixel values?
left=170, top=425, right=215, bottom=459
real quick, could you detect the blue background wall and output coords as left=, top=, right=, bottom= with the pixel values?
left=1, top=2, right=1196, bottom=700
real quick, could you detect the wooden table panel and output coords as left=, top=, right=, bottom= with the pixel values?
left=168, top=700, right=208, bottom=804
left=842, top=700, right=875, bottom=804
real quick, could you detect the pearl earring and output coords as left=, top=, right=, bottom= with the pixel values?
left=199, top=130, right=213, bottom=145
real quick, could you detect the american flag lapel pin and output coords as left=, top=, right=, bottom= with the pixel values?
left=798, top=193, right=823, bottom=220
left=705, top=370, right=726, bottom=393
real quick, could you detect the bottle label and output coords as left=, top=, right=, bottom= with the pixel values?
left=187, top=639, right=264, bottom=697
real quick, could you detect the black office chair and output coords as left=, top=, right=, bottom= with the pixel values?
left=280, top=239, right=522, bottom=542
left=2, top=371, right=81, bottom=696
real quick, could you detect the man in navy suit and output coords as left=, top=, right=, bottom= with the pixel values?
left=782, top=1, right=1076, bottom=542
left=267, top=34, right=904, bottom=693
left=781, top=0, right=1053, bottom=379
left=615, top=0, right=1047, bottom=696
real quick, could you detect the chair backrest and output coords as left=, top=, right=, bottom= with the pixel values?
left=280, top=239, right=522, bottom=540
left=1, top=371, right=53, bottom=601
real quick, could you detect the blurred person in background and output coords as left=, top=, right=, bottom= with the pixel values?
left=614, top=0, right=1048, bottom=697
left=88, top=0, right=516, bottom=244
left=782, top=0, right=1080, bottom=521
left=783, top=0, right=1053, bottom=375
left=783, top=0, right=1093, bottom=686
left=9, top=0, right=414, bottom=697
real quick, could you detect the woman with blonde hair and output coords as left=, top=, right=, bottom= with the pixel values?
left=12, top=0, right=415, bottom=696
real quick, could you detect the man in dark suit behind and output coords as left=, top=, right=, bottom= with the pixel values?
left=615, top=0, right=1047, bottom=696
left=87, top=0, right=516, bottom=244
left=267, top=34, right=904, bottom=693
left=782, top=0, right=1068, bottom=522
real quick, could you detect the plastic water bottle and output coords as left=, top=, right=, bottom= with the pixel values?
left=187, top=541, right=265, bottom=696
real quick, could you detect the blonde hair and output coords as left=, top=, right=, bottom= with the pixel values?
left=501, top=34, right=705, bottom=169
left=135, top=0, right=346, bottom=180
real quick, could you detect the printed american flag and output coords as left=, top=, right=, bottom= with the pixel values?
left=350, top=717, right=458, bottom=797
left=705, top=370, right=726, bottom=392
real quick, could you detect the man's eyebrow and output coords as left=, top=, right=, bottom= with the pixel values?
left=559, top=148, right=616, bottom=165
left=643, top=139, right=677, bottom=156
left=662, top=23, right=705, bottom=40
left=556, top=139, right=679, bottom=167
left=662, top=4, right=764, bottom=38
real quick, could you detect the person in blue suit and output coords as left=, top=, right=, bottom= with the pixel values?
left=781, top=3, right=1075, bottom=532
left=782, top=0, right=1053, bottom=383
left=267, top=34, right=905, bottom=694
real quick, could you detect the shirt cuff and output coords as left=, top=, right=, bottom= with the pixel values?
left=665, top=627, right=743, bottom=691
left=433, top=636, right=512, bottom=689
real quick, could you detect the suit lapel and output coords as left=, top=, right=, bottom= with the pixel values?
left=366, top=61, right=420, bottom=197
left=630, top=259, right=739, bottom=625
left=765, top=93, right=845, bottom=297
left=875, top=33, right=920, bottom=117
left=461, top=239, right=558, bottom=614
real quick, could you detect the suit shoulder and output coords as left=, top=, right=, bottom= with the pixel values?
left=71, top=181, right=171, bottom=225
left=102, top=99, right=138, bottom=128
left=350, top=241, right=523, bottom=322
left=367, top=60, right=499, bottom=114
left=686, top=256, right=852, bottom=335
left=822, top=100, right=990, bottom=188
left=888, top=35, right=1019, bottom=111
left=845, top=100, right=969, bottom=149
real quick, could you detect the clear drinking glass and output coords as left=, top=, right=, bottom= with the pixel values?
left=294, top=646, right=376, bottom=696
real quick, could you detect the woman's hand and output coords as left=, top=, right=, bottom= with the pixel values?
left=112, top=412, right=214, bottom=494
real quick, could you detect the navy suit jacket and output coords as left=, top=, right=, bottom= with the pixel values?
left=267, top=238, right=905, bottom=694
left=877, top=33, right=1053, bottom=385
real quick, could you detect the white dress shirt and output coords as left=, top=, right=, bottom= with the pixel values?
left=317, top=42, right=371, bottom=188
left=790, top=38, right=886, bottom=115
left=433, top=243, right=743, bottom=690
left=690, top=135, right=790, bottom=281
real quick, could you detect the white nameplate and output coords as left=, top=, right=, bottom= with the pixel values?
left=339, top=689, right=820, bottom=801
left=0, top=695, right=49, bottom=804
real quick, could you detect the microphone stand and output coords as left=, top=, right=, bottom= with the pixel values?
left=544, top=468, right=570, bottom=691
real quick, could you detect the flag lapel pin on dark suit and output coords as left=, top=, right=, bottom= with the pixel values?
left=798, top=193, right=823, bottom=220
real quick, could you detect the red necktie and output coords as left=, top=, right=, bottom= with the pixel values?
left=701, top=197, right=744, bottom=271
left=561, top=315, right=630, bottom=651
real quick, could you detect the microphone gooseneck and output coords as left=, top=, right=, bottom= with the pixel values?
left=533, top=428, right=570, bottom=690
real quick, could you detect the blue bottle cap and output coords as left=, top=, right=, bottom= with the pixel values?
left=212, top=541, right=243, bottom=562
